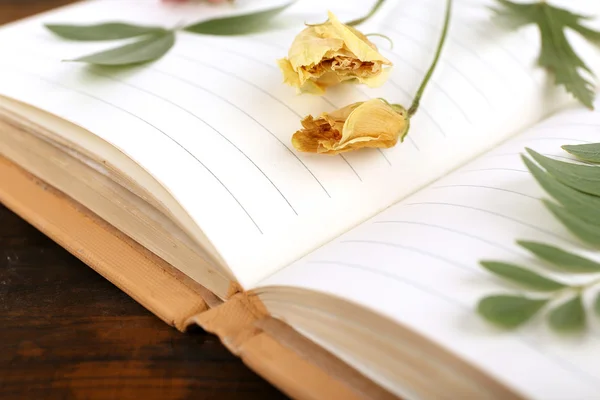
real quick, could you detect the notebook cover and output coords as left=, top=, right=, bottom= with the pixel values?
left=0, top=154, right=396, bottom=400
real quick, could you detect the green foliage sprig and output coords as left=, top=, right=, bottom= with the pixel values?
left=478, top=143, right=600, bottom=332
left=44, top=0, right=388, bottom=67
left=492, top=0, right=600, bottom=110
left=45, top=2, right=296, bottom=66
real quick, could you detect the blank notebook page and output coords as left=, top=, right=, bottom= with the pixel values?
left=0, top=0, right=597, bottom=287
left=257, top=101, right=600, bottom=399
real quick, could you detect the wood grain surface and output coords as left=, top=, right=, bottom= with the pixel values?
left=0, top=1, right=286, bottom=399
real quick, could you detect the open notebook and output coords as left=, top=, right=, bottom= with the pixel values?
left=1, top=0, right=600, bottom=398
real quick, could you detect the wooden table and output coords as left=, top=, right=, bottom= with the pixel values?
left=0, top=1, right=286, bottom=399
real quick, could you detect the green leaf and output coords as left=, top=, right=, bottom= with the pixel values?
left=543, top=200, right=600, bottom=245
left=478, top=295, right=548, bottom=329
left=492, top=0, right=600, bottom=109
left=491, top=0, right=538, bottom=30
left=481, top=261, right=566, bottom=291
left=522, top=155, right=600, bottom=225
left=562, top=143, right=600, bottom=163
left=526, top=148, right=600, bottom=197
left=68, top=31, right=176, bottom=66
left=518, top=240, right=600, bottom=273
left=594, top=292, right=600, bottom=317
left=548, top=295, right=586, bottom=332
left=45, top=22, right=166, bottom=41
left=184, top=2, right=294, bottom=36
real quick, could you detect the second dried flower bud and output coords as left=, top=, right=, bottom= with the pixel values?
left=292, top=99, right=408, bottom=155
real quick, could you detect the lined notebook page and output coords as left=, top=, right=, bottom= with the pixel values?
left=257, top=102, right=600, bottom=399
left=0, top=0, right=598, bottom=287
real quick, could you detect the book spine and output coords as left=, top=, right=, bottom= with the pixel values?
left=186, top=293, right=399, bottom=400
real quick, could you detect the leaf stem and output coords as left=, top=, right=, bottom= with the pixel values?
left=549, top=275, right=600, bottom=300
left=345, top=0, right=386, bottom=26
left=408, top=0, right=452, bottom=118
left=575, top=276, right=600, bottom=292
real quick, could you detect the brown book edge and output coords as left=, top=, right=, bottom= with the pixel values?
left=0, top=154, right=211, bottom=330
left=0, top=154, right=398, bottom=400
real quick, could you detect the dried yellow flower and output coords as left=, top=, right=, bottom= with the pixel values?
left=277, top=11, right=392, bottom=94
left=292, top=99, right=408, bottom=155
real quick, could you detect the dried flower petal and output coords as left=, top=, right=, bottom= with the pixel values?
left=278, top=11, right=392, bottom=94
left=292, top=99, right=408, bottom=155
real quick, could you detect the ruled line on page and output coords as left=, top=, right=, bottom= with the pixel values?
left=307, top=260, right=464, bottom=305
left=377, top=149, right=393, bottom=166
left=85, top=67, right=300, bottom=216
left=172, top=53, right=304, bottom=118
left=385, top=79, right=444, bottom=140
left=372, top=220, right=520, bottom=255
left=512, top=136, right=593, bottom=144
left=5, top=67, right=266, bottom=234
left=212, top=37, right=340, bottom=108
left=381, top=24, right=494, bottom=110
left=150, top=68, right=336, bottom=196
left=245, top=36, right=287, bottom=52
left=537, top=123, right=600, bottom=129
left=314, top=92, right=340, bottom=110
left=382, top=43, right=474, bottom=125
left=458, top=167, right=529, bottom=174
left=385, top=14, right=535, bottom=86
left=182, top=38, right=280, bottom=71
left=339, top=239, right=479, bottom=272
left=517, top=339, right=600, bottom=390
left=340, top=154, right=363, bottom=181
left=400, top=201, right=578, bottom=245
left=484, top=152, right=582, bottom=162
left=429, top=184, right=540, bottom=200
left=435, top=60, right=493, bottom=108
left=466, top=26, right=537, bottom=77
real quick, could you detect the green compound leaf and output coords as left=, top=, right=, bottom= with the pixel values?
left=492, top=0, right=600, bottom=109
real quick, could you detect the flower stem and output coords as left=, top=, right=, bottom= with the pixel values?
left=345, top=0, right=386, bottom=26
left=408, top=0, right=452, bottom=118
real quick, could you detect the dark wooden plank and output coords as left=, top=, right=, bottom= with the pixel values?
left=0, top=2, right=287, bottom=399
left=0, top=0, right=76, bottom=23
